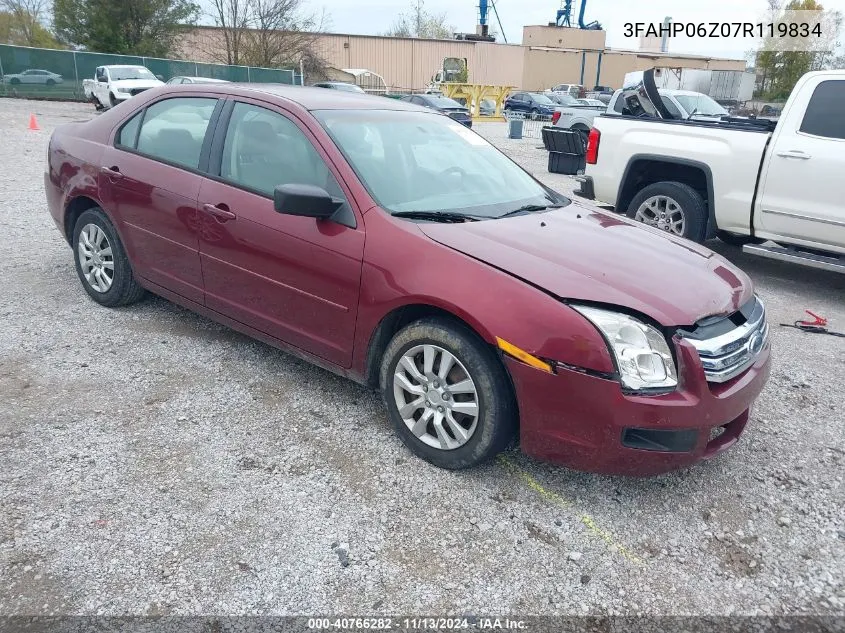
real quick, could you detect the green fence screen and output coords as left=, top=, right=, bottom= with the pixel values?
left=0, top=44, right=302, bottom=101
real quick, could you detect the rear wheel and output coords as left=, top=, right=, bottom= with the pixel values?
left=380, top=317, right=517, bottom=470
left=626, top=181, right=708, bottom=243
left=46, top=78, right=56, bottom=86
left=72, top=208, right=145, bottom=307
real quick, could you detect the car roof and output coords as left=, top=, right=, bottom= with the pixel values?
left=160, top=83, right=424, bottom=112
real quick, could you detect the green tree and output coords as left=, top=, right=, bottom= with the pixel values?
left=0, top=0, right=63, bottom=47
left=385, top=0, right=453, bottom=39
left=754, top=0, right=842, bottom=99
left=53, top=0, right=199, bottom=56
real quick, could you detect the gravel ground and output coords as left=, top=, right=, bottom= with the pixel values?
left=1, top=98, right=843, bottom=618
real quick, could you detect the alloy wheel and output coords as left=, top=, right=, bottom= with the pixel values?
left=634, top=195, right=685, bottom=235
left=77, top=223, right=114, bottom=293
left=392, top=344, right=479, bottom=450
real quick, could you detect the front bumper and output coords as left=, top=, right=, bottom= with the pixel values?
left=507, top=335, right=771, bottom=476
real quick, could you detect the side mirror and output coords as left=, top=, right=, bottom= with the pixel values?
left=273, top=184, right=342, bottom=219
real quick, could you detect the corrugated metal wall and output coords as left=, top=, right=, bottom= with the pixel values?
left=177, top=28, right=746, bottom=93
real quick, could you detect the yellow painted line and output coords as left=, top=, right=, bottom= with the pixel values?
left=498, top=455, right=643, bottom=564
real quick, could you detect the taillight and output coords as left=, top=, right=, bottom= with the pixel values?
left=552, top=111, right=561, bottom=125
left=586, top=127, right=600, bottom=164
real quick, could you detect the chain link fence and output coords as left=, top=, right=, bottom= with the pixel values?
left=0, top=44, right=302, bottom=101
left=503, top=111, right=554, bottom=140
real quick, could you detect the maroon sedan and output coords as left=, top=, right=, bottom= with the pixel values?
left=45, top=84, right=771, bottom=475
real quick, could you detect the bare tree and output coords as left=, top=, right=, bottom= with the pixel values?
left=207, top=0, right=251, bottom=65
left=385, top=0, right=453, bottom=39
left=1, top=0, right=49, bottom=44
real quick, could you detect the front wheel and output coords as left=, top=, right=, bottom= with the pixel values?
left=109, top=92, right=119, bottom=108
left=380, top=318, right=517, bottom=470
left=626, top=181, right=708, bottom=243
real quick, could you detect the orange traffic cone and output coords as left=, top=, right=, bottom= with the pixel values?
left=28, top=113, right=40, bottom=131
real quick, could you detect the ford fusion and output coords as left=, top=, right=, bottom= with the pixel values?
left=45, top=84, right=771, bottom=475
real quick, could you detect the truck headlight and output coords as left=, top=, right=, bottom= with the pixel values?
left=117, top=87, right=131, bottom=93
left=571, top=305, right=678, bottom=391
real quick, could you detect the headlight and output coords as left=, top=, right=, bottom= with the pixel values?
left=117, top=88, right=131, bottom=93
left=571, top=305, right=678, bottom=391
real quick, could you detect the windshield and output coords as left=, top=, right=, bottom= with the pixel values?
left=549, top=94, right=579, bottom=106
left=674, top=94, right=728, bottom=117
left=424, top=96, right=464, bottom=109
left=110, top=67, right=156, bottom=81
left=530, top=93, right=555, bottom=106
left=316, top=110, right=566, bottom=218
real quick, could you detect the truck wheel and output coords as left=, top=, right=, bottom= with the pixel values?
left=626, top=181, right=708, bottom=243
left=109, top=93, right=119, bottom=108
left=716, top=231, right=763, bottom=247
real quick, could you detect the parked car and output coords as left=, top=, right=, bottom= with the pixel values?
left=545, top=93, right=581, bottom=106
left=83, top=65, right=164, bottom=110
left=546, top=83, right=583, bottom=98
left=45, top=83, right=771, bottom=475
left=1, top=69, right=63, bottom=86
left=760, top=104, right=783, bottom=117
left=503, top=92, right=557, bottom=119
left=578, top=68, right=845, bottom=273
left=313, top=81, right=366, bottom=93
left=586, top=86, right=615, bottom=103
left=400, top=94, right=472, bottom=127
left=577, top=98, right=606, bottom=107
left=166, top=76, right=230, bottom=85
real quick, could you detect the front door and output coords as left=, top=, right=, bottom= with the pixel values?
left=197, top=100, right=365, bottom=367
left=755, top=77, right=845, bottom=247
left=99, top=96, right=221, bottom=303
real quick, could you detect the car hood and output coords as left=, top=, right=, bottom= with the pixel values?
left=418, top=203, right=753, bottom=326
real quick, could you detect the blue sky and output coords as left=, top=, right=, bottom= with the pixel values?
left=308, top=0, right=845, bottom=60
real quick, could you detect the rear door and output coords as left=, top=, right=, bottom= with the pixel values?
left=99, top=95, right=222, bottom=303
left=755, top=77, right=845, bottom=247
left=196, top=98, right=365, bottom=367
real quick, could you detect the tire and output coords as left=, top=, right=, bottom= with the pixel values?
left=109, top=92, right=119, bottom=108
left=716, top=230, right=763, bottom=247
left=626, top=181, right=708, bottom=243
left=72, top=208, right=145, bottom=307
left=380, top=317, right=517, bottom=470
left=46, top=79, right=56, bottom=86
left=9, top=77, right=20, bottom=85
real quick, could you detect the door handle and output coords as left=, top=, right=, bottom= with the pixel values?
left=101, top=166, right=124, bottom=179
left=776, top=150, right=811, bottom=160
left=202, top=203, right=237, bottom=222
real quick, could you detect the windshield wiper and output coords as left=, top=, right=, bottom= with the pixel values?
left=391, top=211, right=481, bottom=223
left=498, top=203, right=564, bottom=219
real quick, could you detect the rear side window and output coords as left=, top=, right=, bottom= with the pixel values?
left=799, top=80, right=845, bottom=139
left=117, top=112, right=142, bottom=147
left=134, top=97, right=218, bottom=169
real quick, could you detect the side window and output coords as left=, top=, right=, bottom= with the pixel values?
left=411, top=96, right=425, bottom=106
left=96, top=68, right=105, bottom=82
left=116, top=111, right=143, bottom=148
left=799, top=80, right=845, bottom=140
left=135, top=97, right=217, bottom=169
left=612, top=94, right=625, bottom=114
left=220, top=102, right=344, bottom=199
left=660, top=96, right=683, bottom=119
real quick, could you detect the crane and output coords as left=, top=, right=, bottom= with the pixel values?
left=478, top=0, right=508, bottom=43
left=555, top=0, right=602, bottom=30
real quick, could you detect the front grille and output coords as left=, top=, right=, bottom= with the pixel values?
left=682, top=296, right=769, bottom=383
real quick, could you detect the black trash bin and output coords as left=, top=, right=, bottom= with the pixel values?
left=544, top=127, right=586, bottom=175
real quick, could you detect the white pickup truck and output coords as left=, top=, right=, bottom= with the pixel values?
left=82, top=65, right=164, bottom=110
left=576, top=69, right=845, bottom=273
